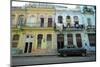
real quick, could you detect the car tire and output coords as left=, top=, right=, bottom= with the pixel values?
left=63, top=53, right=67, bottom=57
left=82, top=53, right=86, bottom=56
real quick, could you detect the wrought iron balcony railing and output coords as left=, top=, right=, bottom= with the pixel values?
left=11, top=22, right=54, bottom=29
left=54, top=23, right=85, bottom=31
left=86, top=25, right=96, bottom=29
left=86, top=25, right=96, bottom=32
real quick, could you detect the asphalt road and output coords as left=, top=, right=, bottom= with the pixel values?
left=11, top=55, right=96, bottom=66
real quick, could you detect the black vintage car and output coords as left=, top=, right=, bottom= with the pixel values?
left=57, top=47, right=87, bottom=57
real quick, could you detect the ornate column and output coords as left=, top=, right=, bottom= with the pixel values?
left=64, top=33, right=68, bottom=47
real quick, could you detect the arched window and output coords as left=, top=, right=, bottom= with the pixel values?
left=13, top=34, right=20, bottom=40
left=11, top=15, right=15, bottom=26
left=66, top=16, right=71, bottom=19
left=73, top=16, right=79, bottom=21
left=66, top=16, right=71, bottom=27
left=27, top=15, right=35, bottom=27
left=58, top=16, right=63, bottom=23
left=66, top=16, right=71, bottom=23
left=18, top=15, right=24, bottom=26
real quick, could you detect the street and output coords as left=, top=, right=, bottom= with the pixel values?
left=11, top=55, right=96, bottom=66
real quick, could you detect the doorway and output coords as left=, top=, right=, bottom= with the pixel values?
left=76, top=34, right=82, bottom=48
left=57, top=34, right=64, bottom=50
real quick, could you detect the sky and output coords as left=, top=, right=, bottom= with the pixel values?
left=12, top=1, right=77, bottom=8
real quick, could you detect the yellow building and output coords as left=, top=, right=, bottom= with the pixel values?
left=11, top=5, right=57, bottom=56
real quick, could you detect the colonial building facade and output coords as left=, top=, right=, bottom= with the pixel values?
left=11, top=3, right=96, bottom=56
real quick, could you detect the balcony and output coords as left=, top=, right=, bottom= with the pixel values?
left=11, top=23, right=54, bottom=30
left=54, top=23, right=85, bottom=31
left=86, top=25, right=96, bottom=32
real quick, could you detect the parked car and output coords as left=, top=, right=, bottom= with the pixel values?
left=57, top=47, right=87, bottom=57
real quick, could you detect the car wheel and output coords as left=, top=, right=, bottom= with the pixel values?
left=63, top=53, right=67, bottom=57
left=82, top=53, right=86, bottom=56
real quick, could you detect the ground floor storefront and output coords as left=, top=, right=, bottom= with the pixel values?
left=11, top=30, right=96, bottom=56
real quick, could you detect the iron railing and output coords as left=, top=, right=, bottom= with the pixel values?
left=11, top=23, right=54, bottom=28
left=11, top=22, right=96, bottom=31
left=54, top=23, right=85, bottom=31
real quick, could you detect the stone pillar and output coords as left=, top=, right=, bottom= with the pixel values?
left=18, top=32, right=25, bottom=53
left=52, top=33, right=57, bottom=49
left=81, top=33, right=85, bottom=48
left=18, top=32, right=24, bottom=49
left=64, top=33, right=67, bottom=47
left=42, top=33, right=46, bottom=49
left=34, top=32, right=37, bottom=49
left=15, top=14, right=18, bottom=25
left=84, top=33, right=90, bottom=51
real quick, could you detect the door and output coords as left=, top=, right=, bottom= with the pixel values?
left=57, top=34, right=64, bottom=50
left=24, top=35, right=33, bottom=53
left=28, top=42, right=32, bottom=53
left=76, top=34, right=82, bottom=48
left=88, top=34, right=96, bottom=47
left=24, top=42, right=28, bottom=53
left=24, top=42, right=33, bottom=53
left=37, top=34, right=43, bottom=48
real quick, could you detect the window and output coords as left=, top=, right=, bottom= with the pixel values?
left=73, top=16, right=79, bottom=27
left=88, top=34, right=96, bottom=47
left=12, top=34, right=20, bottom=48
left=58, top=16, right=63, bottom=23
left=87, top=18, right=91, bottom=26
left=13, top=34, right=20, bottom=40
left=38, top=34, right=43, bottom=39
left=67, top=16, right=70, bottom=19
left=47, top=34, right=52, bottom=41
left=26, top=35, right=29, bottom=38
left=12, top=42, right=18, bottom=48
left=27, top=15, right=35, bottom=27
left=18, top=15, right=24, bottom=26
left=48, top=18, right=52, bottom=27
left=66, top=16, right=71, bottom=24
left=40, top=18, right=44, bottom=27
left=37, top=34, right=43, bottom=48
left=67, top=34, right=73, bottom=45
left=31, top=36, right=33, bottom=38
left=47, top=34, right=52, bottom=49
left=76, top=34, right=82, bottom=48
left=73, top=16, right=78, bottom=21
left=11, top=15, right=15, bottom=26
